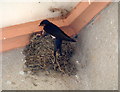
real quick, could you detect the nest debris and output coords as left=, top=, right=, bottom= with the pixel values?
left=49, top=7, right=70, bottom=19
left=23, top=32, right=77, bottom=75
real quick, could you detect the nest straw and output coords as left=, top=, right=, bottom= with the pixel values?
left=23, top=32, right=77, bottom=75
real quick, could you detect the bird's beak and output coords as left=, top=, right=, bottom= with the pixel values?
left=39, top=24, right=42, bottom=26
left=39, top=24, right=45, bottom=26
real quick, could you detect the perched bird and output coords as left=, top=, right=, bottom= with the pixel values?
left=39, top=20, right=76, bottom=59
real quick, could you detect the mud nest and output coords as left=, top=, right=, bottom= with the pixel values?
left=23, top=32, right=77, bottom=75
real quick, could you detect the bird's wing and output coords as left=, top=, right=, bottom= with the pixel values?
left=44, top=23, right=76, bottom=42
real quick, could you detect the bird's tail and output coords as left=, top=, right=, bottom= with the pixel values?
left=61, top=32, right=76, bottom=42
left=65, top=38, right=76, bottom=42
left=69, top=39, right=76, bottom=42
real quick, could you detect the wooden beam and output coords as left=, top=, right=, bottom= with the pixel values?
left=0, top=1, right=111, bottom=52
left=70, top=2, right=111, bottom=33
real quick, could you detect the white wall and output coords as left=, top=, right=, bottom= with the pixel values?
left=0, top=2, right=78, bottom=28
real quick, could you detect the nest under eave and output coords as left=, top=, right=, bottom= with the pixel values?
left=23, top=32, right=77, bottom=75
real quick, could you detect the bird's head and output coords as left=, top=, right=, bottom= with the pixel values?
left=39, top=20, right=50, bottom=26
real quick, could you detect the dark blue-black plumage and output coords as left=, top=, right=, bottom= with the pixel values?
left=39, top=20, right=76, bottom=58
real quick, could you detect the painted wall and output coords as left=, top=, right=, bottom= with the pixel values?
left=0, top=2, right=78, bottom=28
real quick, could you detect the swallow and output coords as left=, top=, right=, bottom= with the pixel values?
left=39, top=20, right=76, bottom=61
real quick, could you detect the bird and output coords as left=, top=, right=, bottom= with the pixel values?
left=39, top=20, right=76, bottom=61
